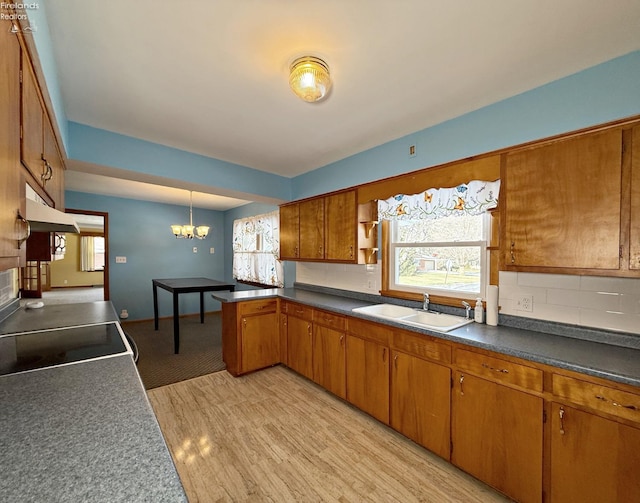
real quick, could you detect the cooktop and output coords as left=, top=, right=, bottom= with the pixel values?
left=0, top=322, right=131, bottom=377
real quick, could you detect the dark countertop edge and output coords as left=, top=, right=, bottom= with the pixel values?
left=213, top=283, right=640, bottom=388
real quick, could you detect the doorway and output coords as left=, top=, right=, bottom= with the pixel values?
left=45, top=209, right=110, bottom=303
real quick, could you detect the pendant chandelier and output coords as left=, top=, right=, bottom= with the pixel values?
left=171, top=191, right=209, bottom=239
left=289, top=56, right=332, bottom=103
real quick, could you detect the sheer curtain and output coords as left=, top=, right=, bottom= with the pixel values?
left=232, top=211, right=284, bottom=287
left=80, top=235, right=96, bottom=272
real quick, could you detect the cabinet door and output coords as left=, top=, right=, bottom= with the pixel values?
left=43, top=117, right=65, bottom=209
left=21, top=52, right=45, bottom=185
left=550, top=403, right=640, bottom=503
left=279, top=203, right=299, bottom=259
left=390, top=351, right=450, bottom=460
left=504, top=129, right=622, bottom=270
left=630, top=125, right=640, bottom=270
left=452, top=371, right=543, bottom=503
left=241, top=312, right=280, bottom=373
left=286, top=315, right=313, bottom=379
left=299, top=198, right=324, bottom=260
left=325, top=191, right=356, bottom=261
left=0, top=19, right=22, bottom=263
left=346, top=334, right=390, bottom=424
left=312, top=324, right=346, bottom=399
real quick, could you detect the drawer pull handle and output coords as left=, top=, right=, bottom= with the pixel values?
left=459, top=375, right=465, bottom=396
left=612, top=401, right=638, bottom=411
left=595, top=395, right=639, bottom=412
left=559, top=406, right=565, bottom=435
left=481, top=363, right=509, bottom=373
left=510, top=241, right=516, bottom=264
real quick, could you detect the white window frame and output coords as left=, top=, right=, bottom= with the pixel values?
left=387, top=213, right=490, bottom=300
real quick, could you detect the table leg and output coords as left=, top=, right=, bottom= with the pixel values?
left=153, top=284, right=159, bottom=331
left=173, top=292, right=180, bottom=354
left=200, top=292, right=205, bottom=324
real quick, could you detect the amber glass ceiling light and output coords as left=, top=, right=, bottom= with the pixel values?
left=289, top=56, right=332, bottom=103
left=171, top=191, right=209, bottom=239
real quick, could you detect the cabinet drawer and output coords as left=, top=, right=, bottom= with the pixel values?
left=347, top=317, right=391, bottom=346
left=553, top=374, right=640, bottom=424
left=282, top=301, right=313, bottom=321
left=455, top=348, right=542, bottom=392
left=238, top=299, right=277, bottom=316
left=312, top=309, right=346, bottom=330
left=392, top=329, right=451, bottom=364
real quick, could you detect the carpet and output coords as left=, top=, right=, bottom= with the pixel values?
left=122, top=312, right=226, bottom=390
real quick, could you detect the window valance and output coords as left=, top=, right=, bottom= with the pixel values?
left=377, top=179, right=500, bottom=221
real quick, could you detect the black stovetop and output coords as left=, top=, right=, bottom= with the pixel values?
left=0, top=322, right=129, bottom=376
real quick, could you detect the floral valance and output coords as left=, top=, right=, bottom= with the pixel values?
left=377, top=179, right=500, bottom=221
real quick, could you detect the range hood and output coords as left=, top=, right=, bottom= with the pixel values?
left=26, top=199, right=80, bottom=233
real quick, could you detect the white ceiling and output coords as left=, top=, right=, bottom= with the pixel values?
left=44, top=0, right=640, bottom=209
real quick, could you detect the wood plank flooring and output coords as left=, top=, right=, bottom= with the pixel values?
left=148, top=366, right=511, bottom=502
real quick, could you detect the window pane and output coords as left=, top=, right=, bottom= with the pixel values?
left=395, top=214, right=483, bottom=243
left=395, top=246, right=482, bottom=293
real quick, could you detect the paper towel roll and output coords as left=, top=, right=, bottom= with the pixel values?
left=486, top=285, right=499, bottom=326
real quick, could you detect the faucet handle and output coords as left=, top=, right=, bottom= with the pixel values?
left=423, top=293, right=430, bottom=300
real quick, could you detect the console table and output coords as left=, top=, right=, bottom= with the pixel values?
left=152, top=278, right=235, bottom=353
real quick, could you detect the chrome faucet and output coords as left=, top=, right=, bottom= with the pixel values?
left=462, top=301, right=471, bottom=319
left=423, top=293, right=430, bottom=311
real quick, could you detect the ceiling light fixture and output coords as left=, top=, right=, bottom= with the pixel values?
left=289, top=56, right=332, bottom=103
left=171, top=191, right=209, bottom=239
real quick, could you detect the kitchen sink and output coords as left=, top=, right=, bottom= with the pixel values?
left=352, top=303, right=473, bottom=332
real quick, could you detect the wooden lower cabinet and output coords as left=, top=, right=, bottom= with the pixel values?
left=240, top=311, right=279, bottom=373
left=550, top=403, right=640, bottom=503
left=313, top=324, right=346, bottom=399
left=221, top=299, right=279, bottom=376
left=286, top=314, right=313, bottom=380
left=452, top=371, right=543, bottom=503
left=345, top=334, right=390, bottom=424
left=390, top=350, right=451, bottom=460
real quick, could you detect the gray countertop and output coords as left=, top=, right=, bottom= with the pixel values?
left=0, top=303, right=187, bottom=503
left=0, top=301, right=120, bottom=334
left=213, top=287, right=640, bottom=388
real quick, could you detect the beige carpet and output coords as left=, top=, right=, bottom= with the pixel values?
left=122, top=312, right=225, bottom=390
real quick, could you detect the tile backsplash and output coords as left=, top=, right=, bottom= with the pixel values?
left=296, top=262, right=640, bottom=335
left=498, top=272, right=640, bottom=335
left=0, top=268, right=19, bottom=309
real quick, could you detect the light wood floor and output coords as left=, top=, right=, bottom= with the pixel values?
left=148, top=366, right=511, bottom=502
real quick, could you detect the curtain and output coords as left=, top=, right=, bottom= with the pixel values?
left=80, top=235, right=96, bottom=272
left=378, top=180, right=501, bottom=220
left=232, top=211, right=284, bottom=287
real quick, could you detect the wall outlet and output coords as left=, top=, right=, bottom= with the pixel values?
left=409, top=144, right=417, bottom=157
left=517, top=294, right=533, bottom=312
left=193, top=247, right=198, bottom=253
left=210, top=247, right=215, bottom=254
left=115, top=256, right=126, bottom=263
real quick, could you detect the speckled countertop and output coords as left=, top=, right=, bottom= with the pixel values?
left=213, top=286, right=640, bottom=388
left=0, top=302, right=187, bottom=503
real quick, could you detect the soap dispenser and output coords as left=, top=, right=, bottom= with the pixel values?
left=474, top=298, right=484, bottom=323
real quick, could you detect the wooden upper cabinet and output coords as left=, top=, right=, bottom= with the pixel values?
left=279, top=189, right=365, bottom=263
left=279, top=203, right=299, bottom=259
left=21, top=52, right=45, bottom=185
left=299, top=198, right=325, bottom=260
left=503, top=128, right=623, bottom=271
left=0, top=19, right=23, bottom=266
left=325, top=190, right=356, bottom=261
left=630, top=125, right=640, bottom=271
left=43, top=117, right=65, bottom=210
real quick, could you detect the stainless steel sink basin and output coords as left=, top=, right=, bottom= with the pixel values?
left=352, top=303, right=473, bottom=332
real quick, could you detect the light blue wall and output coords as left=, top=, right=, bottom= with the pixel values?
left=68, top=122, right=291, bottom=203
left=25, top=1, right=68, bottom=150
left=292, top=51, right=640, bottom=199
left=65, top=191, right=226, bottom=321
